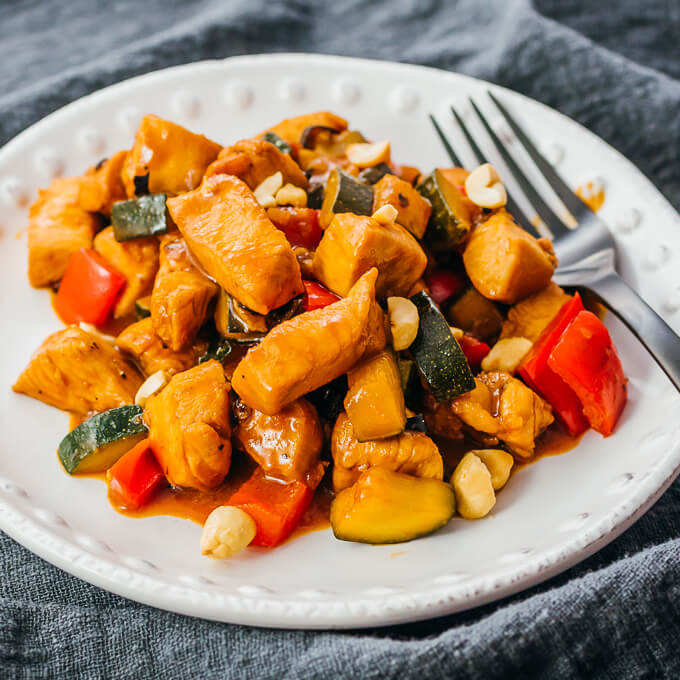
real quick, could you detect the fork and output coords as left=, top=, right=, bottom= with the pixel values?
left=430, top=93, right=680, bottom=392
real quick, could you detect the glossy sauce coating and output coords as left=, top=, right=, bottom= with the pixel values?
left=104, top=425, right=580, bottom=542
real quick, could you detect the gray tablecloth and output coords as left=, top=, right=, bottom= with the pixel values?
left=1, top=1, right=679, bottom=678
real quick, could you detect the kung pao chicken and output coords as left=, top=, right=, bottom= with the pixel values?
left=12, top=111, right=627, bottom=557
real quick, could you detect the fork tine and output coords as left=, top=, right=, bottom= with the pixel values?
left=487, top=91, right=590, bottom=220
left=428, top=114, right=462, bottom=166
left=468, top=98, right=571, bottom=239
left=450, top=105, right=538, bottom=237
left=450, top=106, right=486, bottom=165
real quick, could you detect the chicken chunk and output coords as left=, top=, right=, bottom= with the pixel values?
left=450, top=372, right=554, bottom=457
left=373, top=174, right=432, bottom=239
left=145, top=360, right=231, bottom=489
left=463, top=210, right=557, bottom=304
left=13, top=326, right=142, bottom=415
left=121, top=114, right=221, bottom=197
left=479, top=372, right=554, bottom=457
left=116, top=318, right=203, bottom=376
left=93, top=226, right=159, bottom=318
left=449, top=379, right=500, bottom=437
left=204, top=139, right=308, bottom=190
left=167, top=174, right=303, bottom=315
left=313, top=213, right=427, bottom=298
left=332, top=412, right=443, bottom=492
left=500, top=282, right=572, bottom=342
left=78, top=150, right=128, bottom=215
left=150, top=234, right=218, bottom=351
left=232, top=268, right=386, bottom=415
left=234, top=398, right=323, bottom=482
left=261, top=111, right=348, bottom=145
left=27, top=177, right=99, bottom=287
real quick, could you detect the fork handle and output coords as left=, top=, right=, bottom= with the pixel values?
left=581, top=271, right=680, bottom=392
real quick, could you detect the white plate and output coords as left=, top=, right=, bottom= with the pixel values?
left=1, top=54, right=679, bottom=630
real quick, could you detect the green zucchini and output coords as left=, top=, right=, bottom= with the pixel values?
left=300, top=125, right=343, bottom=149
left=326, top=129, right=366, bottom=156
left=227, top=296, right=269, bottom=335
left=111, top=194, right=168, bottom=242
left=357, top=163, right=391, bottom=185
left=320, top=168, right=374, bottom=228
left=58, top=405, right=148, bottom=475
left=215, top=290, right=303, bottom=343
left=331, top=468, right=455, bottom=544
left=262, top=131, right=292, bottom=155
left=417, top=169, right=471, bottom=254
left=267, top=295, right=305, bottom=325
left=447, top=286, right=503, bottom=341
left=134, top=295, right=151, bottom=320
left=307, top=184, right=324, bottom=209
left=409, top=291, right=475, bottom=401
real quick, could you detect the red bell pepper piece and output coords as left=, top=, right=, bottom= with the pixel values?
left=56, top=248, right=126, bottom=326
left=518, top=294, right=590, bottom=436
left=458, top=334, right=490, bottom=367
left=302, top=280, right=340, bottom=311
left=107, top=439, right=167, bottom=510
left=229, top=468, right=314, bottom=547
left=548, top=310, right=627, bottom=436
left=425, top=269, right=465, bottom=305
left=267, top=207, right=322, bottom=249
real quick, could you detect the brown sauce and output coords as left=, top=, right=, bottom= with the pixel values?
left=433, top=423, right=581, bottom=488
left=105, top=450, right=334, bottom=542
left=97, top=424, right=580, bottom=543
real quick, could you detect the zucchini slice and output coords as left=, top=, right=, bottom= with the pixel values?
left=111, top=194, right=168, bottom=242
left=300, top=125, right=343, bottom=149
left=409, top=291, right=475, bottom=401
left=261, top=131, right=292, bottom=155
left=58, top=405, right=148, bottom=475
left=227, top=297, right=269, bottom=335
left=215, top=289, right=304, bottom=342
left=417, top=169, right=471, bottom=253
left=320, top=168, right=374, bottom=228
left=344, top=350, right=406, bottom=441
left=134, top=295, right=151, bottom=320
left=331, top=468, right=455, bottom=544
left=357, top=162, right=391, bottom=185
left=214, top=288, right=267, bottom=342
left=307, top=184, right=324, bottom=209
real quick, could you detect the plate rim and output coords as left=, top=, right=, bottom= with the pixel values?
left=1, top=52, right=679, bottom=629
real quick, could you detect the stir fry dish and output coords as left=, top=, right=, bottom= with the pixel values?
left=12, top=111, right=627, bottom=558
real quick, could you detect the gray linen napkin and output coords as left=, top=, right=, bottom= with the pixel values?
left=1, top=1, right=679, bottom=677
